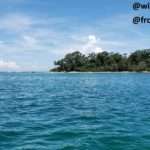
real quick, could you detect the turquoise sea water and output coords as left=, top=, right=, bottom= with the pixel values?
left=0, top=72, right=150, bottom=150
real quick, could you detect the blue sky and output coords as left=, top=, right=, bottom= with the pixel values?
left=0, top=0, right=149, bottom=71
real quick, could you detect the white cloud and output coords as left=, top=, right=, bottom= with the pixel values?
left=0, top=14, right=32, bottom=31
left=0, top=14, right=104, bottom=56
left=21, top=35, right=38, bottom=48
left=84, top=35, right=103, bottom=53
left=0, top=60, right=20, bottom=71
left=1, top=12, right=149, bottom=70
left=88, top=35, right=97, bottom=44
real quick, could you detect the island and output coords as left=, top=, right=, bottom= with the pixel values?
left=50, top=49, right=150, bottom=72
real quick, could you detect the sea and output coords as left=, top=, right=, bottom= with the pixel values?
left=0, top=72, right=150, bottom=150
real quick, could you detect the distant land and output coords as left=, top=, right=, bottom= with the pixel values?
left=50, top=49, right=150, bottom=72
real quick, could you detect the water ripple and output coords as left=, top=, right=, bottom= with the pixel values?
left=0, top=72, right=150, bottom=149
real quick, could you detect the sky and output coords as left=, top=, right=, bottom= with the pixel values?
left=0, top=0, right=150, bottom=71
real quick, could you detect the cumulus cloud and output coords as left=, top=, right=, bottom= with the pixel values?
left=80, top=35, right=103, bottom=54
left=0, top=60, right=20, bottom=71
left=62, top=34, right=104, bottom=57
left=88, top=35, right=97, bottom=44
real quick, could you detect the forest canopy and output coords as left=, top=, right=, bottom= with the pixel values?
left=50, top=49, right=150, bottom=72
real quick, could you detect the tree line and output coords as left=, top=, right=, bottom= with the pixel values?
left=50, top=49, right=150, bottom=72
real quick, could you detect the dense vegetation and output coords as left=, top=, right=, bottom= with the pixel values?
left=51, top=49, right=150, bottom=72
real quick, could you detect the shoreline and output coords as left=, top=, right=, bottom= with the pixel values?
left=0, top=71, right=150, bottom=74
left=49, top=71, right=150, bottom=74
